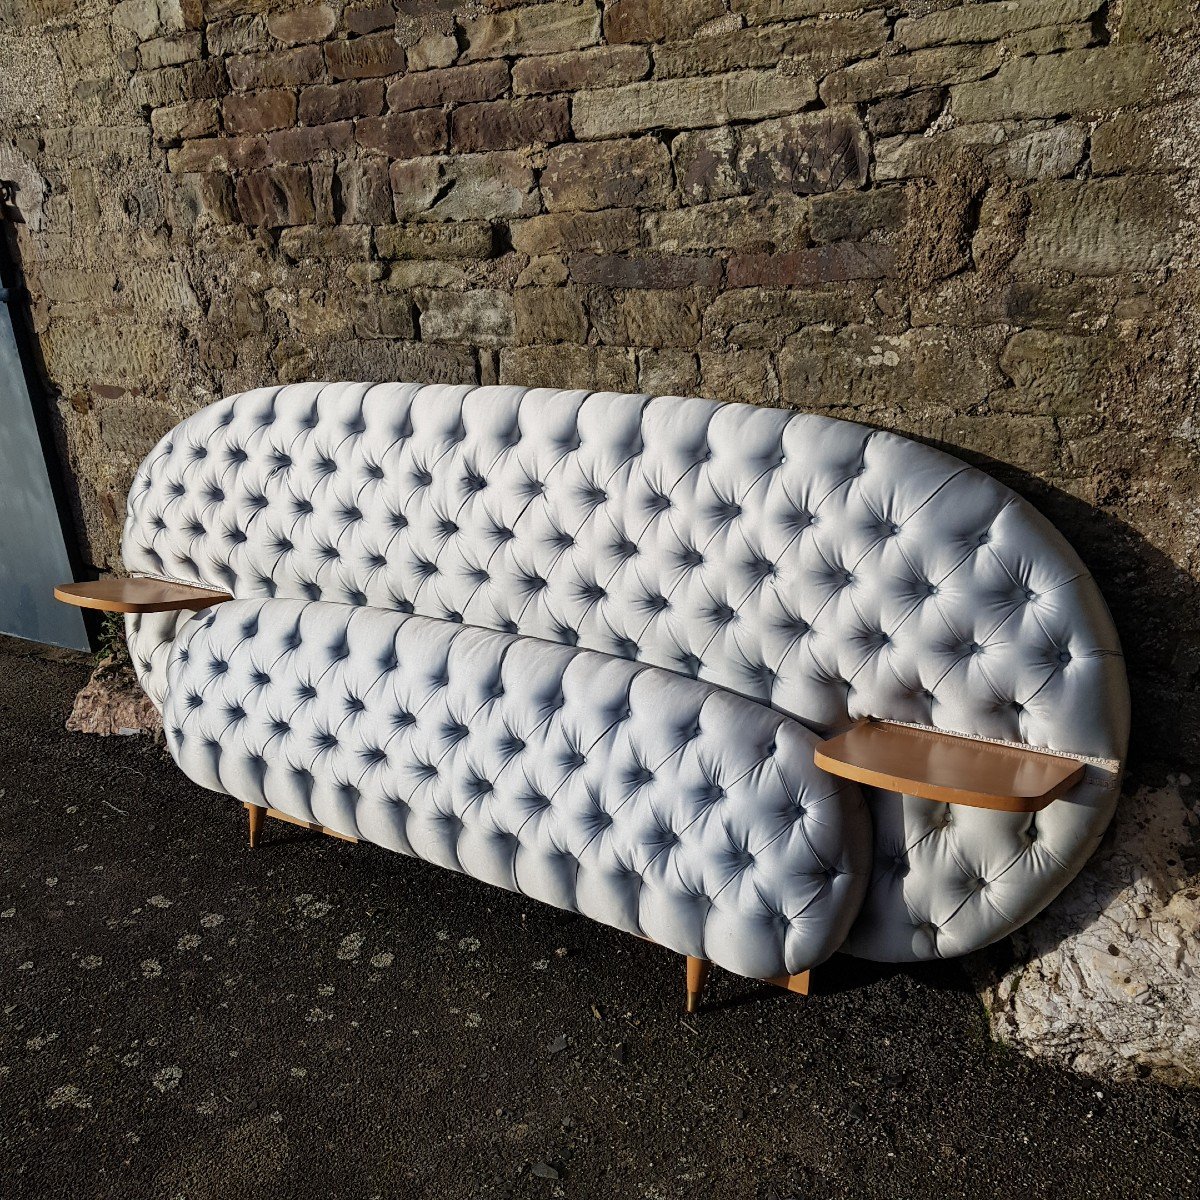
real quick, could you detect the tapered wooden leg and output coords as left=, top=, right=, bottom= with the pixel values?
left=685, top=956, right=711, bottom=1014
left=246, top=802, right=265, bottom=849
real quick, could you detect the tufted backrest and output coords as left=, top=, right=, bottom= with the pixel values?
left=123, top=383, right=1130, bottom=961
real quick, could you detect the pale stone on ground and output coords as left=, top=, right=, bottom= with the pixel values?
left=975, top=777, right=1200, bottom=1085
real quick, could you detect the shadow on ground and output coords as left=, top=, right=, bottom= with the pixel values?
left=1, top=639, right=1196, bottom=1200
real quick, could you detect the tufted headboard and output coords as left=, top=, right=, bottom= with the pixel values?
left=123, top=383, right=1129, bottom=962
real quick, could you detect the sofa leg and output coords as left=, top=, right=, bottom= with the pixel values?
left=246, top=803, right=265, bottom=849
left=766, top=970, right=810, bottom=998
left=685, top=956, right=711, bottom=1014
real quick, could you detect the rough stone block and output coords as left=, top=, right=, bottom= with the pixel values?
left=299, top=80, right=385, bottom=124
left=733, top=0, right=887, bottom=24
left=327, top=31, right=406, bottom=80
left=588, top=290, right=702, bottom=348
left=223, top=89, right=297, bottom=136
left=150, top=99, right=219, bottom=145
left=511, top=210, right=640, bottom=256
left=1121, top=0, right=1200, bottom=36
left=322, top=338, right=479, bottom=385
left=636, top=349, right=700, bottom=395
left=654, top=14, right=888, bottom=78
left=419, top=288, right=514, bottom=346
left=673, top=126, right=740, bottom=205
left=227, top=46, right=323, bottom=90
left=388, top=61, right=509, bottom=111
left=513, top=287, right=588, bottom=344
left=235, top=166, right=315, bottom=227
left=896, top=0, right=1102, bottom=50
left=345, top=2, right=398, bottom=37
left=704, top=286, right=872, bottom=349
left=450, top=98, right=570, bottom=153
left=267, top=122, right=355, bottom=164
left=727, top=242, right=892, bottom=288
left=873, top=123, right=1009, bottom=181
left=166, top=171, right=238, bottom=228
left=699, top=349, right=780, bottom=405
left=38, top=267, right=116, bottom=305
left=516, top=256, right=571, bottom=287
left=868, top=89, right=944, bottom=137
left=513, top=45, right=648, bottom=95
left=1001, top=124, right=1087, bottom=181
left=952, top=46, right=1164, bottom=121
left=140, top=32, right=202, bottom=70
left=130, top=60, right=227, bottom=108
left=1091, top=112, right=1177, bottom=175
left=208, top=14, right=269, bottom=56
left=268, top=4, right=337, bottom=45
left=376, top=222, right=496, bottom=260
left=337, top=158, right=394, bottom=223
left=779, top=324, right=999, bottom=412
left=1015, top=177, right=1181, bottom=275
left=822, top=44, right=1001, bottom=105
left=112, top=0, right=168, bottom=40
left=352, top=292, right=418, bottom=340
left=569, top=253, right=723, bottom=289
left=462, top=3, right=601, bottom=62
left=43, top=319, right=174, bottom=390
left=278, top=224, right=372, bottom=260
left=390, top=153, right=539, bottom=221
left=809, top=189, right=908, bottom=245
left=357, top=110, right=447, bottom=158
left=541, top=138, right=671, bottom=212
left=737, top=110, right=868, bottom=195
left=499, top=345, right=637, bottom=390
left=604, top=0, right=724, bottom=43
left=405, top=32, right=459, bottom=72
left=998, top=329, right=1112, bottom=416
left=647, top=194, right=810, bottom=252
left=573, top=70, right=818, bottom=139
left=169, top=136, right=266, bottom=173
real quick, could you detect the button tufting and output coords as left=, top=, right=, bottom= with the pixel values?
left=129, top=383, right=1126, bottom=973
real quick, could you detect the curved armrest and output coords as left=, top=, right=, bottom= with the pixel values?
left=54, top=578, right=232, bottom=614
left=814, top=719, right=1085, bottom=812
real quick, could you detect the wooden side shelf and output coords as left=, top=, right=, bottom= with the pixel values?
left=54, top=578, right=233, bottom=614
left=814, top=719, right=1085, bottom=813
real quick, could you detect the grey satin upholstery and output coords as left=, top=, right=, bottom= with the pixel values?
left=164, top=598, right=870, bottom=979
left=123, top=383, right=1130, bottom=963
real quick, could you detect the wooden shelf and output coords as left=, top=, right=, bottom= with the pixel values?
left=814, top=719, right=1085, bottom=813
left=54, top=578, right=232, bottom=614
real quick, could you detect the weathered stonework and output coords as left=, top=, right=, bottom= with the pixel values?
left=0, top=0, right=1197, bottom=1083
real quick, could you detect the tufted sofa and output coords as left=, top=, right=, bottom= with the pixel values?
left=109, top=383, right=1128, bottom=1004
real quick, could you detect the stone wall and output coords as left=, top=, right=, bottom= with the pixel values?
left=1, top=1, right=1198, bottom=1080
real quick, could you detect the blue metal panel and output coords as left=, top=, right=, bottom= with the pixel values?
left=0, top=284, right=90, bottom=650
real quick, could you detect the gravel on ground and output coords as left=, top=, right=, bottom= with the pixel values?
left=1, top=635, right=1196, bottom=1200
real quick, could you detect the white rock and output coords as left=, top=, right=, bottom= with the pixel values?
left=975, top=777, right=1200, bottom=1084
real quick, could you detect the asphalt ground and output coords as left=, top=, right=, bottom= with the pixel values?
left=2, top=636, right=1196, bottom=1199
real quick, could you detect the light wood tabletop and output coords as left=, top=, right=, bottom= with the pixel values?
left=814, top=719, right=1085, bottom=812
left=54, top=578, right=233, bottom=614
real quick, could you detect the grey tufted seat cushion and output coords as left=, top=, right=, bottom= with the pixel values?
left=163, top=598, right=871, bottom=980
left=124, top=383, right=1129, bottom=963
